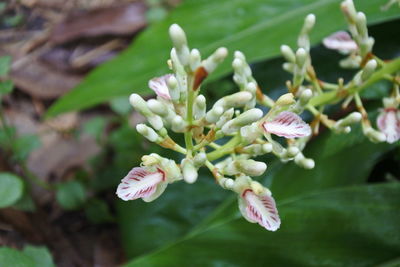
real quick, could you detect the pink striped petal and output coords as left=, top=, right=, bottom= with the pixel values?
left=239, top=189, right=281, bottom=231
left=323, top=31, right=358, bottom=54
left=148, top=74, right=172, bottom=100
left=377, top=108, right=400, bottom=144
left=116, top=167, right=166, bottom=201
left=262, top=111, right=311, bottom=138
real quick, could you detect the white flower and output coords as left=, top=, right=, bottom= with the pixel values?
left=262, top=111, right=311, bottom=138
left=238, top=189, right=281, bottom=231
left=116, top=167, right=168, bottom=202
left=323, top=31, right=358, bottom=54
left=148, top=74, right=173, bottom=100
left=377, top=108, right=400, bottom=144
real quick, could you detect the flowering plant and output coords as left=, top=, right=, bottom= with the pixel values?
left=117, top=0, right=399, bottom=231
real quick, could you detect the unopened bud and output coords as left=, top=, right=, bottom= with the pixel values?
left=361, top=59, right=377, bottom=81
left=216, top=108, right=234, bottom=129
left=181, top=159, right=198, bottom=184
left=147, top=99, right=168, bottom=116
left=167, top=75, right=180, bottom=101
left=193, top=152, right=207, bottom=167
left=194, top=95, right=206, bottom=120
left=240, top=123, right=261, bottom=143
left=189, top=49, right=201, bottom=71
left=169, top=24, right=190, bottom=66
left=281, top=45, right=296, bottom=63
left=364, top=127, right=386, bottom=143
left=276, top=93, right=295, bottom=106
left=304, top=14, right=316, bottom=31
left=294, top=153, right=315, bottom=169
left=236, top=159, right=267, bottom=176
left=171, top=115, right=187, bottom=132
left=215, top=91, right=252, bottom=110
left=206, top=106, right=224, bottom=123
left=203, top=47, right=228, bottom=73
left=136, top=124, right=160, bottom=142
left=222, top=108, right=263, bottom=135
left=296, top=48, right=307, bottom=67
left=218, top=177, right=235, bottom=190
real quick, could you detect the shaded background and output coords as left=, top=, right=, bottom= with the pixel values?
left=0, top=0, right=399, bottom=266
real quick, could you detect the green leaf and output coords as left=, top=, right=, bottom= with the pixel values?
left=22, top=246, right=55, bottom=267
left=0, top=80, right=14, bottom=96
left=125, top=183, right=400, bottom=267
left=0, top=172, right=24, bottom=208
left=116, top=172, right=230, bottom=258
left=0, top=247, right=35, bottom=267
left=12, top=134, right=41, bottom=162
left=47, top=0, right=400, bottom=116
left=0, top=56, right=11, bottom=77
left=56, top=181, right=86, bottom=210
left=85, top=198, right=114, bottom=224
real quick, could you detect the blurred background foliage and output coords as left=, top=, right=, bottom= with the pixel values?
left=0, top=0, right=399, bottom=266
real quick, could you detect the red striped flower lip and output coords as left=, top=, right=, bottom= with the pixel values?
left=116, top=167, right=167, bottom=201
left=262, top=111, right=311, bottom=138
left=239, top=189, right=281, bottom=231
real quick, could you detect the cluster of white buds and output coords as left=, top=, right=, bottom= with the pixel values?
left=117, top=0, right=400, bottom=232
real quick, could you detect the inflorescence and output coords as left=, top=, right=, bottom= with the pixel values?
left=116, top=0, right=400, bottom=231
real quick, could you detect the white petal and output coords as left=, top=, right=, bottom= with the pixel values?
left=116, top=167, right=165, bottom=201
left=377, top=109, right=400, bottom=144
left=262, top=111, right=311, bottom=138
left=240, top=190, right=281, bottom=231
left=148, top=74, right=172, bottom=100
left=323, top=31, right=358, bottom=54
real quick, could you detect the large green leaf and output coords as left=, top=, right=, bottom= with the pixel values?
left=47, top=0, right=400, bottom=116
left=125, top=182, right=400, bottom=267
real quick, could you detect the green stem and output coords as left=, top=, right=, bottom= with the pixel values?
left=206, top=135, right=241, bottom=161
left=309, top=57, right=400, bottom=107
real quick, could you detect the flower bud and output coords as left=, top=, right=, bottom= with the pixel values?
left=364, top=127, right=386, bottom=143
left=181, top=158, right=198, bottom=184
left=169, top=24, right=190, bottom=66
left=206, top=106, right=224, bottom=123
left=295, top=48, right=307, bottom=67
left=361, top=59, right=377, bottom=81
left=240, top=122, right=261, bottom=143
left=280, top=45, right=296, bottom=63
left=129, top=94, right=151, bottom=116
left=216, top=108, right=234, bottom=129
left=193, top=152, right=207, bottom=167
left=236, top=159, right=267, bottom=176
left=263, top=143, right=273, bottom=153
left=222, top=108, right=263, bottom=135
left=355, top=12, right=367, bottom=37
left=194, top=94, right=206, bottom=120
left=218, top=177, right=235, bottom=190
left=189, top=49, right=201, bottom=72
left=275, top=93, right=295, bottom=106
left=333, top=112, right=362, bottom=132
left=203, top=47, right=228, bottom=74
left=214, top=91, right=252, bottom=110
left=171, top=115, right=187, bottom=132
left=147, top=99, right=168, bottom=117
left=294, top=153, right=315, bottom=169
left=167, top=75, right=180, bottom=101
left=304, top=14, right=316, bottom=31
left=136, top=124, right=160, bottom=142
